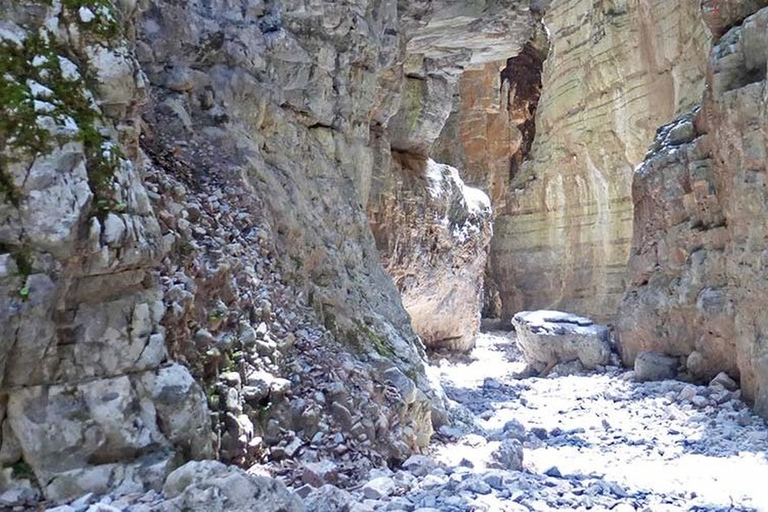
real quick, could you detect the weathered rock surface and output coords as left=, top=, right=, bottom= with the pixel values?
left=159, top=460, right=303, bottom=512
left=368, top=156, right=492, bottom=351
left=0, top=0, right=541, bottom=506
left=634, top=351, right=680, bottom=383
left=0, top=2, right=212, bottom=504
left=367, top=1, right=538, bottom=350
left=431, top=36, right=546, bottom=320
left=512, top=310, right=612, bottom=375
left=619, top=4, right=768, bottom=418
left=433, top=44, right=546, bottom=211
left=489, top=0, right=710, bottom=322
left=616, top=110, right=736, bottom=383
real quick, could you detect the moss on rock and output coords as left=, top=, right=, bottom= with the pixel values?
left=0, top=10, right=126, bottom=218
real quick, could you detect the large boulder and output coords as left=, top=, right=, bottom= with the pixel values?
left=159, top=461, right=304, bottom=512
left=368, top=156, right=493, bottom=351
left=512, top=310, right=612, bottom=376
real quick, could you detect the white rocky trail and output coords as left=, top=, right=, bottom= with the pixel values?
left=41, top=330, right=768, bottom=512
left=414, top=331, right=768, bottom=512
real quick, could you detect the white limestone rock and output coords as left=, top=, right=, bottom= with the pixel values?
left=512, top=310, right=612, bottom=375
left=160, top=461, right=304, bottom=512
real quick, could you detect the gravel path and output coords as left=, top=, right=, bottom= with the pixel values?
left=44, top=331, right=768, bottom=511
left=421, top=331, right=768, bottom=511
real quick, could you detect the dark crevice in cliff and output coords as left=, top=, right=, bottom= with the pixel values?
left=500, top=42, right=545, bottom=183
left=481, top=40, right=546, bottom=320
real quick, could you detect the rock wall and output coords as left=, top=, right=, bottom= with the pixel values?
left=489, top=0, right=710, bottom=322
left=433, top=37, right=547, bottom=211
left=619, top=2, right=768, bottom=418
left=368, top=2, right=537, bottom=351
left=0, top=1, right=212, bottom=503
left=0, top=0, right=539, bottom=505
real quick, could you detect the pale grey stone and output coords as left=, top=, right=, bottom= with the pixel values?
left=161, top=461, right=303, bottom=512
left=102, top=213, right=126, bottom=247
left=383, top=367, right=418, bottom=404
left=361, top=476, right=396, bottom=499
left=141, top=364, right=213, bottom=460
left=710, top=372, right=739, bottom=391
left=635, top=351, right=679, bottom=382
left=303, top=484, right=353, bottom=512
left=490, top=439, right=524, bottom=471
left=512, top=310, right=612, bottom=374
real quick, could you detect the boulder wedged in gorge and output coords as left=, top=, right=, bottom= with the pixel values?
left=378, top=1, right=537, bottom=349
left=368, top=153, right=492, bottom=352
left=619, top=5, right=768, bottom=417
left=489, top=0, right=710, bottom=322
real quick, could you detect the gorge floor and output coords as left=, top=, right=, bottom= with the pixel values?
left=44, top=331, right=768, bottom=512
left=414, top=331, right=768, bottom=512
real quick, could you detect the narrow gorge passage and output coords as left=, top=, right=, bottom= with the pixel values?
left=7, top=0, right=768, bottom=510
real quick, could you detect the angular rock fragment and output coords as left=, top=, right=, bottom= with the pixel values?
left=160, top=460, right=304, bottom=512
left=512, top=310, right=611, bottom=376
left=490, top=438, right=524, bottom=471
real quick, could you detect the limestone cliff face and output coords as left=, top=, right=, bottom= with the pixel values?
left=368, top=151, right=493, bottom=352
left=489, top=0, right=710, bottom=322
left=368, top=2, right=536, bottom=351
left=0, top=1, right=212, bottom=502
left=433, top=40, right=546, bottom=211
left=0, top=0, right=537, bottom=505
left=619, top=3, right=768, bottom=417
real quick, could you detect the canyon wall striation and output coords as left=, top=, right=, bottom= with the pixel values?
left=488, top=0, right=710, bottom=322
left=619, top=1, right=768, bottom=417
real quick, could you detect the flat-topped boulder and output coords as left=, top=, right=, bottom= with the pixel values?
left=511, top=310, right=612, bottom=376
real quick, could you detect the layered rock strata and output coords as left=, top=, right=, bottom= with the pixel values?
left=619, top=3, right=768, bottom=418
left=489, top=0, right=710, bottom=322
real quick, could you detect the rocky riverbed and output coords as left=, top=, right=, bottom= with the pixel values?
left=43, top=331, right=768, bottom=512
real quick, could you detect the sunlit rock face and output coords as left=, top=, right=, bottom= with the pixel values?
left=433, top=40, right=546, bottom=213
left=431, top=35, right=546, bottom=320
left=489, top=0, right=710, bottom=322
left=368, top=154, right=492, bottom=352
left=619, top=4, right=768, bottom=418
left=368, top=1, right=538, bottom=350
